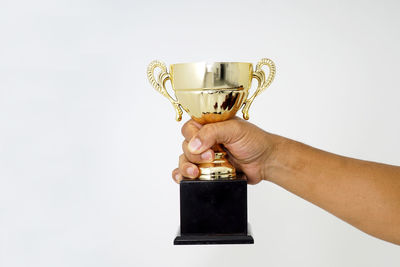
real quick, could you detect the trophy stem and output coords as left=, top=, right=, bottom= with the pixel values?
left=198, top=144, right=236, bottom=180
left=211, top=144, right=224, bottom=153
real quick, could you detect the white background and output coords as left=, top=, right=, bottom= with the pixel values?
left=1, top=0, right=399, bottom=266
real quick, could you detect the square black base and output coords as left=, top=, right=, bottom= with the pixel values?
left=175, top=178, right=253, bottom=245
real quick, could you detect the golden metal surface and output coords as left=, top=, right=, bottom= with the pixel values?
left=147, top=59, right=276, bottom=180
left=198, top=144, right=236, bottom=180
left=147, top=60, right=183, bottom=121
left=242, top=58, right=276, bottom=120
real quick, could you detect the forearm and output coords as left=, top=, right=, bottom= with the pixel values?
left=264, top=136, right=400, bottom=245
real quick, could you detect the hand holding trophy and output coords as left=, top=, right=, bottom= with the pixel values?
left=147, top=59, right=276, bottom=244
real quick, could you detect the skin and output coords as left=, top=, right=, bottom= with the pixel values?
left=172, top=117, right=400, bottom=245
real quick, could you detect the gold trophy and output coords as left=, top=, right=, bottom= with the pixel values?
left=147, top=59, right=276, bottom=245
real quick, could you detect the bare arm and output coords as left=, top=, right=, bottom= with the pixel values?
left=267, top=138, right=400, bottom=245
left=173, top=118, right=400, bottom=245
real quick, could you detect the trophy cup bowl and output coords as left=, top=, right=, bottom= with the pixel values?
left=147, top=59, right=276, bottom=180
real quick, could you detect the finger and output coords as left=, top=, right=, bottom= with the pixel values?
left=187, top=119, right=244, bottom=154
left=182, top=140, right=214, bottom=163
left=181, top=120, right=202, bottom=142
left=179, top=154, right=199, bottom=179
left=171, top=168, right=182, bottom=184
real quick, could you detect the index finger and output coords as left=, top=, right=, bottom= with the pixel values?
left=181, top=119, right=203, bottom=141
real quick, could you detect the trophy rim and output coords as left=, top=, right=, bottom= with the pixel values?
left=170, top=61, right=253, bottom=67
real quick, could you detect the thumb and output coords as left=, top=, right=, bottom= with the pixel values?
left=187, top=119, right=242, bottom=155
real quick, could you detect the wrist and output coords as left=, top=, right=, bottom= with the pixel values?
left=261, top=133, right=295, bottom=182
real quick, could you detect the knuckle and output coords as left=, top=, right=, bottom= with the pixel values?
left=181, top=141, right=188, bottom=152
left=184, top=152, right=196, bottom=163
left=181, top=121, right=199, bottom=140
left=179, top=154, right=186, bottom=164
left=178, top=163, right=185, bottom=172
left=226, top=118, right=240, bottom=129
left=184, top=152, right=194, bottom=162
left=181, top=121, right=189, bottom=136
left=202, top=123, right=217, bottom=138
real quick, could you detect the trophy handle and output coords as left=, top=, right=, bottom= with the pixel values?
left=242, top=58, right=276, bottom=120
left=147, top=60, right=183, bottom=121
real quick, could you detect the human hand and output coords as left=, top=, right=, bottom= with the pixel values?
left=172, top=117, right=283, bottom=184
left=173, top=116, right=400, bottom=245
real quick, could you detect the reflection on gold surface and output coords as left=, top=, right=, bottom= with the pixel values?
left=175, top=89, right=246, bottom=124
left=147, top=59, right=276, bottom=180
left=198, top=145, right=236, bottom=180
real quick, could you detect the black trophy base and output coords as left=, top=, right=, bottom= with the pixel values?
left=174, top=225, right=254, bottom=245
left=175, top=178, right=253, bottom=245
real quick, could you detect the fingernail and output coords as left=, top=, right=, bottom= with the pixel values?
left=174, top=174, right=181, bottom=182
left=201, top=151, right=213, bottom=161
left=187, top=166, right=197, bottom=177
left=188, top=138, right=202, bottom=152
